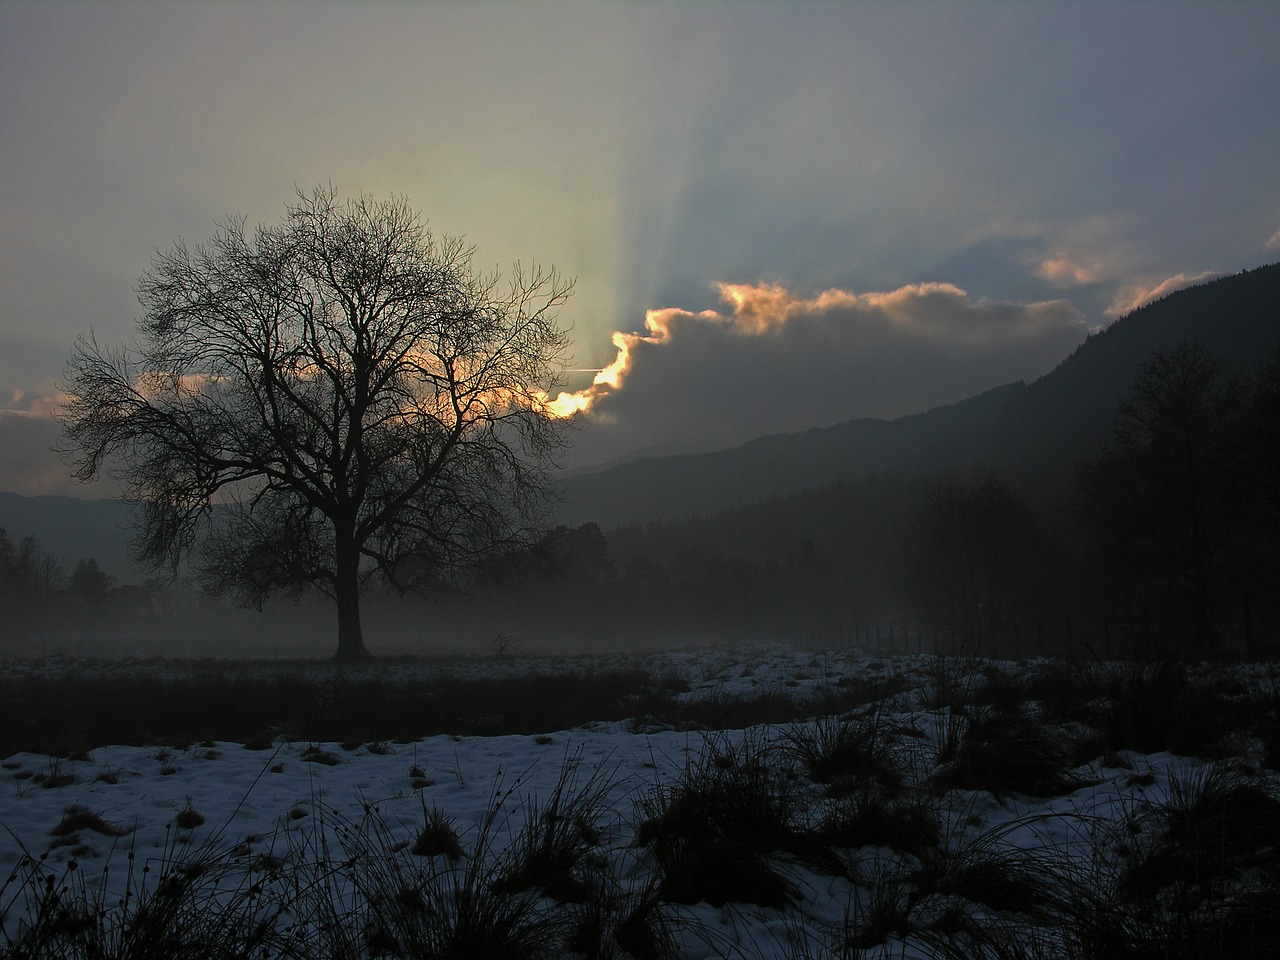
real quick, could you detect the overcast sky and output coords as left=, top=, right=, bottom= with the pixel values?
left=2, top=0, right=1278, bottom=495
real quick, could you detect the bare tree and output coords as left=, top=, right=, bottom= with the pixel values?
left=59, top=187, right=574, bottom=660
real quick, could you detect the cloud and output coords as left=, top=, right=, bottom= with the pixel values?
left=1026, top=215, right=1143, bottom=291
left=0, top=401, right=74, bottom=496
left=556, top=280, right=1090, bottom=466
left=1107, top=271, right=1219, bottom=317
left=1037, top=253, right=1105, bottom=287
left=1268, top=226, right=1280, bottom=250
left=0, top=390, right=129, bottom=498
left=1014, top=217, right=1225, bottom=321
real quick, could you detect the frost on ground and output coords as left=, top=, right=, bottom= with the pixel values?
left=2, top=646, right=1279, bottom=958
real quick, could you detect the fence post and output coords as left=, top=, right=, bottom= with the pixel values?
left=1244, top=593, right=1254, bottom=660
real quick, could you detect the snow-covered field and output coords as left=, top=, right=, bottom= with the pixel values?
left=3, top=646, right=1278, bottom=958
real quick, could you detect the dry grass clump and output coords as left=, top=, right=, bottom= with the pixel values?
left=2, top=825, right=290, bottom=959
left=32, top=760, right=75, bottom=790
left=50, top=806, right=130, bottom=840
left=287, top=793, right=568, bottom=960
left=1249, top=678, right=1280, bottom=771
left=930, top=702, right=1085, bottom=799
left=1048, top=763, right=1280, bottom=960
left=786, top=702, right=905, bottom=800
left=634, top=732, right=811, bottom=909
left=300, top=744, right=341, bottom=766
left=174, top=801, right=205, bottom=831
left=1073, top=660, right=1238, bottom=757
left=839, top=814, right=1068, bottom=958
left=410, top=805, right=464, bottom=861
left=492, top=747, right=614, bottom=904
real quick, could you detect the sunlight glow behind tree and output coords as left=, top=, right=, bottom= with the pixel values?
left=58, top=186, right=575, bottom=660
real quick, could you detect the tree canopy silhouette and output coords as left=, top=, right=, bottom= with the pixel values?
left=1076, top=342, right=1250, bottom=651
left=59, top=186, right=574, bottom=660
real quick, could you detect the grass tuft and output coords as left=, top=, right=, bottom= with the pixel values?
left=174, top=801, right=205, bottom=830
left=411, top=805, right=464, bottom=861
left=492, top=746, right=615, bottom=903
left=786, top=702, right=904, bottom=800
left=50, top=806, right=131, bottom=839
left=931, top=703, right=1084, bottom=799
left=300, top=744, right=341, bottom=766
left=635, top=732, right=806, bottom=908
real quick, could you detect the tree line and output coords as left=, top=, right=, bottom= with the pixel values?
left=0, top=527, right=123, bottom=641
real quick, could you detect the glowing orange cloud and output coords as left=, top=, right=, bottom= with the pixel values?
left=542, top=279, right=1085, bottom=420
left=1108, top=271, right=1218, bottom=316
left=544, top=307, right=715, bottom=418
left=543, top=283, right=866, bottom=418
left=1038, top=254, right=1103, bottom=287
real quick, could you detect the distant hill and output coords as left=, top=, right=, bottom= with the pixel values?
left=555, top=381, right=1029, bottom=527
left=0, top=492, right=138, bottom=582
left=558, top=264, right=1280, bottom=526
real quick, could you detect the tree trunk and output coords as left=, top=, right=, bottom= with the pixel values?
left=333, top=540, right=372, bottom=661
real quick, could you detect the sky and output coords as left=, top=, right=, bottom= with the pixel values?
left=2, top=0, right=1278, bottom=496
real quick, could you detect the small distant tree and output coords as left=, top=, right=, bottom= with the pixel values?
left=544, top=522, right=616, bottom=585
left=0, top=529, right=64, bottom=641
left=11, top=534, right=64, bottom=600
left=68, top=558, right=116, bottom=603
left=59, top=187, right=574, bottom=660
left=1077, top=343, right=1250, bottom=651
